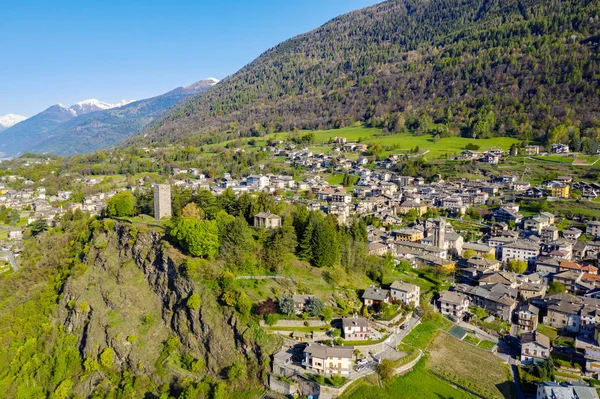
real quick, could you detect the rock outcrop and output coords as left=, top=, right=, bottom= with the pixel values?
left=57, top=223, right=279, bottom=394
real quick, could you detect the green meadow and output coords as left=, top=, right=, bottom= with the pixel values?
left=205, top=125, right=521, bottom=159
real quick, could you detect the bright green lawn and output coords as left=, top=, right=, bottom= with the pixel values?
left=537, top=325, right=558, bottom=341
left=265, top=325, right=329, bottom=333
left=343, top=335, right=389, bottom=346
left=205, top=125, right=521, bottom=159
left=478, top=340, right=497, bottom=350
left=531, top=155, right=574, bottom=163
left=382, top=270, right=437, bottom=293
left=341, top=358, right=475, bottom=399
left=402, top=317, right=451, bottom=350
left=326, top=174, right=345, bottom=185
left=463, top=335, right=481, bottom=346
left=302, top=126, right=520, bottom=159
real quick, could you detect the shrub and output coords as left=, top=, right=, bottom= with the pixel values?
left=186, top=293, right=202, bottom=310
left=378, top=358, right=395, bottom=381
left=227, top=362, right=247, bottom=381
left=322, top=306, right=334, bottom=322
left=100, top=347, right=115, bottom=368
left=265, top=313, right=280, bottom=326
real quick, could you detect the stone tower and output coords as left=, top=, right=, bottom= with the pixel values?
left=433, top=218, right=446, bottom=249
left=154, top=184, right=172, bottom=220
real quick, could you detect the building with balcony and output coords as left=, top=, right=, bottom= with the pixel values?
left=439, top=291, right=470, bottom=321
left=517, top=304, right=540, bottom=332
left=302, top=344, right=354, bottom=376
left=390, top=281, right=420, bottom=307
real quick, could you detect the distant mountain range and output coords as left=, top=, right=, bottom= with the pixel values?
left=0, top=78, right=218, bottom=157
left=0, top=114, right=27, bottom=132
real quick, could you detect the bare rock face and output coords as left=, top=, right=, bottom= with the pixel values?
left=57, top=223, right=279, bottom=394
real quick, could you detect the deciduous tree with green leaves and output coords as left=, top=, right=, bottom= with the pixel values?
left=170, top=217, right=220, bottom=258
left=106, top=190, right=136, bottom=217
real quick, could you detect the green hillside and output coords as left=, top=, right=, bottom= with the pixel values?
left=138, top=0, right=600, bottom=153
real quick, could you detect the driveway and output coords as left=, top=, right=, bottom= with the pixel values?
left=2, top=251, right=17, bottom=272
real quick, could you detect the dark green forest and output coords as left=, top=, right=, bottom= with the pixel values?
left=136, top=0, right=600, bottom=150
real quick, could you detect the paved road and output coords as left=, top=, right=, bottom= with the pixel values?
left=3, top=252, right=17, bottom=271
left=373, top=316, right=420, bottom=361
left=510, top=364, right=524, bottom=399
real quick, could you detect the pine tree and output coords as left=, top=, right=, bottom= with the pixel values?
left=298, top=220, right=314, bottom=261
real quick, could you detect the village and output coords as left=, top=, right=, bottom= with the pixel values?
left=1, top=139, right=600, bottom=398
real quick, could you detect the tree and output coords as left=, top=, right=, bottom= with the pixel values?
left=508, top=259, right=528, bottom=274
left=195, top=189, right=219, bottom=219
left=310, top=218, right=339, bottom=268
left=181, top=203, right=204, bottom=220
left=279, top=294, right=295, bottom=315
left=170, top=218, right=220, bottom=258
left=29, top=218, right=48, bottom=236
left=255, top=298, right=277, bottom=315
left=53, top=379, right=73, bottom=399
left=106, top=190, right=136, bottom=217
left=462, top=249, right=477, bottom=259
left=322, top=307, right=334, bottom=322
left=397, top=259, right=412, bottom=272
left=548, top=281, right=566, bottom=294
left=305, top=297, right=324, bottom=317
left=8, top=209, right=20, bottom=226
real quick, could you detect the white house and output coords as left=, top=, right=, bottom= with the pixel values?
left=247, top=175, right=269, bottom=189
left=341, top=317, right=372, bottom=340
left=303, top=344, right=354, bottom=376
left=521, top=331, right=551, bottom=365
left=390, top=281, right=420, bottom=307
left=587, top=221, right=600, bottom=238
left=502, top=240, right=539, bottom=263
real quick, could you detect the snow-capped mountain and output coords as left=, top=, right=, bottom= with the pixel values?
left=66, top=99, right=133, bottom=117
left=0, top=78, right=217, bottom=157
left=0, top=114, right=27, bottom=132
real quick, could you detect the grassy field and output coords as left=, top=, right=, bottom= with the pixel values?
left=463, top=335, right=481, bottom=346
left=341, top=358, right=476, bottom=399
left=428, top=333, right=513, bottom=399
left=265, top=325, right=329, bottom=333
left=402, top=316, right=452, bottom=350
left=343, top=335, right=390, bottom=346
left=382, top=269, right=437, bottom=294
left=478, top=340, right=497, bottom=350
left=531, top=155, right=575, bottom=163
left=205, top=124, right=521, bottom=160
left=304, top=126, right=521, bottom=159
left=537, top=325, right=558, bottom=341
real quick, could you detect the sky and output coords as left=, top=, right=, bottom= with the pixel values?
left=0, top=0, right=381, bottom=117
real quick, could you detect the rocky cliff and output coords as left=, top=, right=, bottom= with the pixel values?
left=57, top=223, right=280, bottom=396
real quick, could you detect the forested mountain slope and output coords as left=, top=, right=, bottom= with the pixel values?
left=138, top=0, right=600, bottom=148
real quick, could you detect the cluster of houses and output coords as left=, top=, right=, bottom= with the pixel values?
left=271, top=280, right=421, bottom=380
